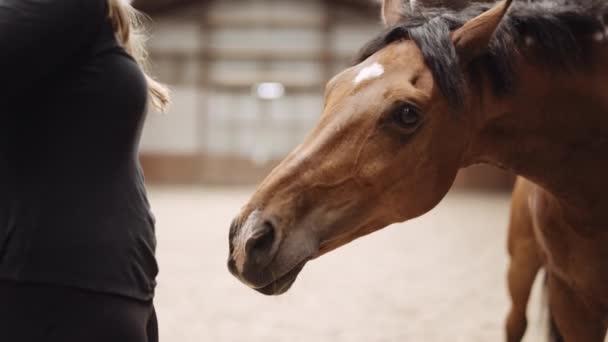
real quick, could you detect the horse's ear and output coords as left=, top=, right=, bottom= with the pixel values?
left=382, top=0, right=406, bottom=27
left=451, top=0, right=513, bottom=64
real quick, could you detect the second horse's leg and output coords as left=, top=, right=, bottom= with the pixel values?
left=506, top=179, right=542, bottom=342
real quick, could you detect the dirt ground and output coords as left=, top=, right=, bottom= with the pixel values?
left=150, top=187, right=549, bottom=342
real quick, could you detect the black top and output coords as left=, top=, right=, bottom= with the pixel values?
left=0, top=0, right=158, bottom=300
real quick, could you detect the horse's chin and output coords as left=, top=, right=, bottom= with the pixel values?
left=254, top=260, right=308, bottom=296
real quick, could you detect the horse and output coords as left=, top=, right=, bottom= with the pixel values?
left=227, top=0, right=608, bottom=340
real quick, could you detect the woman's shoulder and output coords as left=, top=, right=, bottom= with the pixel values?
left=12, top=0, right=108, bottom=22
left=50, top=0, right=108, bottom=18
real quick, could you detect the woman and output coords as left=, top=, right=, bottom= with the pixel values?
left=0, top=0, right=168, bottom=341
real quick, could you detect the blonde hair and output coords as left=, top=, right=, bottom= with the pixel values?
left=108, top=0, right=170, bottom=112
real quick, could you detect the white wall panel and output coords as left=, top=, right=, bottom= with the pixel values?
left=209, top=28, right=321, bottom=53
left=148, top=22, right=202, bottom=52
left=209, top=0, right=323, bottom=23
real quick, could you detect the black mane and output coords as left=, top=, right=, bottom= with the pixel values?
left=356, top=0, right=608, bottom=106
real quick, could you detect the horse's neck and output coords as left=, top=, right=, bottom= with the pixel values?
left=470, top=46, right=608, bottom=220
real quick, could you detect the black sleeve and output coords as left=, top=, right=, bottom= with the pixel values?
left=0, top=0, right=107, bottom=99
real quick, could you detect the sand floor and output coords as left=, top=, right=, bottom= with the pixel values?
left=150, top=187, right=552, bottom=342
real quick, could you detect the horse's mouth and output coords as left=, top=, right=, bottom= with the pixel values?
left=254, top=260, right=308, bottom=296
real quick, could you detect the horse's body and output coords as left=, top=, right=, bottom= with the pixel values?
left=503, top=40, right=608, bottom=341
left=508, top=177, right=608, bottom=341
left=228, top=1, right=608, bottom=340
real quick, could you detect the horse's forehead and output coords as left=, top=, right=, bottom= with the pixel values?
left=325, top=42, right=422, bottom=102
left=348, top=44, right=421, bottom=85
left=331, top=59, right=388, bottom=91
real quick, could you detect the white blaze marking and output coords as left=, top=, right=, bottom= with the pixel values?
left=354, top=63, right=385, bottom=85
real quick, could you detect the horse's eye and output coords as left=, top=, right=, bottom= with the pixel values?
left=392, top=104, right=421, bottom=131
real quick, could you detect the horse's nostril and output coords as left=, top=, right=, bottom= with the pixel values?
left=245, top=221, right=276, bottom=264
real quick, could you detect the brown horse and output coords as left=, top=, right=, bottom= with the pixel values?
left=228, top=0, right=608, bottom=340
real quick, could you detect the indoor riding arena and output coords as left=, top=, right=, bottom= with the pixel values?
left=5, top=0, right=605, bottom=341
